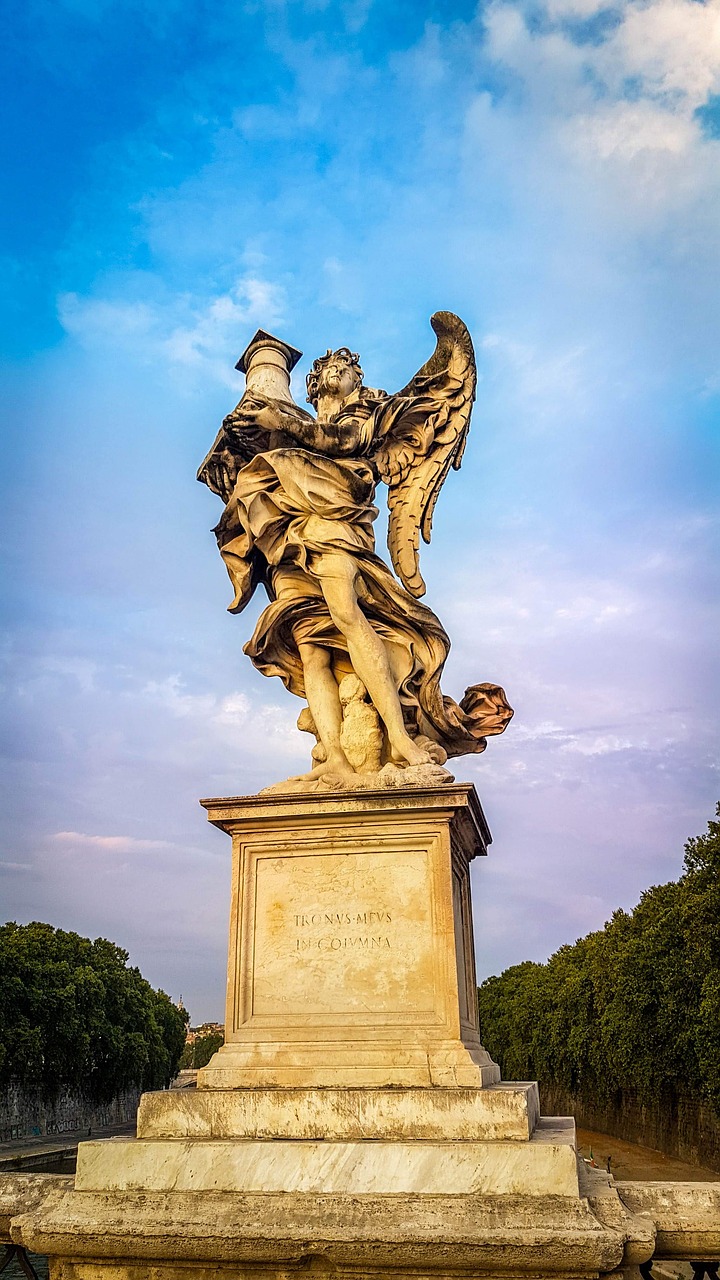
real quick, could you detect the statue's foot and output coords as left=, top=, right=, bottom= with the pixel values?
left=291, top=757, right=358, bottom=786
left=260, top=751, right=454, bottom=796
left=391, top=735, right=434, bottom=769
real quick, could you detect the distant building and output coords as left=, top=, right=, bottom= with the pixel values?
left=184, top=1022, right=224, bottom=1046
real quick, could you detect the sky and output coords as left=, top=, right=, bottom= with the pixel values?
left=1, top=0, right=719, bottom=1023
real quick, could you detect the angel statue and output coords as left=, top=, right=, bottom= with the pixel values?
left=198, top=312, right=513, bottom=791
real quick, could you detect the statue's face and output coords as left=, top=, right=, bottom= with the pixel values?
left=320, top=355, right=361, bottom=401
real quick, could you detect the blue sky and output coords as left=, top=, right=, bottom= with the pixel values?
left=2, top=0, right=719, bottom=1021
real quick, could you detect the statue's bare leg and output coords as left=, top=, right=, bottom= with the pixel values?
left=295, top=640, right=355, bottom=780
left=315, top=554, right=432, bottom=769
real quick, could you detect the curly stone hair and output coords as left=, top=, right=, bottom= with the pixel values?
left=306, top=347, right=363, bottom=408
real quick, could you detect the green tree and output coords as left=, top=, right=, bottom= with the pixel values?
left=478, top=804, right=720, bottom=1117
left=0, top=922, right=189, bottom=1100
left=179, top=1029, right=224, bottom=1070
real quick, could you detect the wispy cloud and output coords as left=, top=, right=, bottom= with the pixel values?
left=57, top=274, right=286, bottom=386
left=2, top=0, right=718, bottom=1016
left=52, top=832, right=174, bottom=851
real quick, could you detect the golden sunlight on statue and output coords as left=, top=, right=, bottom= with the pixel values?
left=197, top=313, right=513, bottom=792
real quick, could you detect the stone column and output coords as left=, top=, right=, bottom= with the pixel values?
left=235, top=328, right=302, bottom=403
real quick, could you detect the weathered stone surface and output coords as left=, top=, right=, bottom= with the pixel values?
left=199, top=784, right=500, bottom=1090
left=13, top=1168, right=720, bottom=1276
left=616, top=1180, right=720, bottom=1259
left=13, top=1185, right=627, bottom=1274
left=0, top=1173, right=73, bottom=1239
left=74, top=1125, right=578, bottom=1197
left=578, top=1162, right=656, bottom=1265
left=137, top=1081, right=540, bottom=1142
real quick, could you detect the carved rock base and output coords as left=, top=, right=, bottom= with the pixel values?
left=260, top=761, right=454, bottom=795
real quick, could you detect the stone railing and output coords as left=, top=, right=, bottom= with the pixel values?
left=0, top=1173, right=72, bottom=1278
left=579, top=1163, right=720, bottom=1272
left=618, top=1180, right=720, bottom=1268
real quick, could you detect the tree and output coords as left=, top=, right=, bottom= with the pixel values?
left=179, top=1030, right=224, bottom=1070
left=0, top=922, right=189, bottom=1101
left=478, top=804, right=720, bottom=1117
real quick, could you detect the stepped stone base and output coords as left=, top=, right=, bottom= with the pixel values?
left=74, top=1116, right=578, bottom=1198
left=8, top=785, right=660, bottom=1277
left=13, top=1177, right=652, bottom=1279
left=138, top=1081, right=540, bottom=1142
left=197, top=1039, right=500, bottom=1088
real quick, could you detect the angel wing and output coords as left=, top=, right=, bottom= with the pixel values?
left=373, top=311, right=476, bottom=598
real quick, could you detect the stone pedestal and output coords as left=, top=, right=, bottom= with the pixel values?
left=199, top=783, right=499, bottom=1089
left=11, top=785, right=655, bottom=1279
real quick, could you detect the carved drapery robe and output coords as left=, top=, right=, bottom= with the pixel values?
left=212, top=394, right=511, bottom=759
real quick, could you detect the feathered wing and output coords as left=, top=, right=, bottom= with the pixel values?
left=372, top=312, right=476, bottom=598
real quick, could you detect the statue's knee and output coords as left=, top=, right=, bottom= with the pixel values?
left=328, top=598, right=362, bottom=632
left=300, top=645, right=330, bottom=674
left=321, top=577, right=359, bottom=630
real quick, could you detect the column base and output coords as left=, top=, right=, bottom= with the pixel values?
left=198, top=1038, right=500, bottom=1089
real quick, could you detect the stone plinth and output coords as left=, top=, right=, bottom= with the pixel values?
left=74, top=1118, right=579, bottom=1197
left=9, top=782, right=660, bottom=1279
left=198, top=784, right=500, bottom=1089
left=137, top=1080, right=540, bottom=1141
left=12, top=1184, right=645, bottom=1278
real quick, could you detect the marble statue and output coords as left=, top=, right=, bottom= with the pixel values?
left=198, top=312, right=512, bottom=789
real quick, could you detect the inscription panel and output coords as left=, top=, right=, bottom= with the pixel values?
left=251, top=848, right=434, bottom=1017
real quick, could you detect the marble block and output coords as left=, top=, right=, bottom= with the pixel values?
left=198, top=783, right=501, bottom=1088
left=74, top=1119, right=579, bottom=1198
left=13, top=1182, right=642, bottom=1278
left=137, top=1081, right=540, bottom=1142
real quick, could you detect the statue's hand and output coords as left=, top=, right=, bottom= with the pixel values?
left=221, top=391, right=317, bottom=458
left=218, top=447, right=239, bottom=494
left=234, top=391, right=272, bottom=427
left=225, top=392, right=277, bottom=434
left=241, top=392, right=271, bottom=414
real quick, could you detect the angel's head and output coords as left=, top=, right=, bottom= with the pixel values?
left=306, top=347, right=363, bottom=409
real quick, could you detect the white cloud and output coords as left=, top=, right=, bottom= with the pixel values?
left=41, top=657, right=98, bottom=693
left=609, top=0, right=720, bottom=108
left=488, top=0, right=720, bottom=111
left=567, top=101, right=698, bottom=163
left=163, top=277, right=285, bottom=371
left=480, top=331, right=591, bottom=420
left=52, top=832, right=173, bottom=851
left=140, top=675, right=300, bottom=754
left=473, top=0, right=720, bottom=227
left=57, top=274, right=286, bottom=386
left=559, top=732, right=637, bottom=755
left=543, top=0, right=615, bottom=18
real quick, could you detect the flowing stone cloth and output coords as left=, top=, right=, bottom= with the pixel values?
left=213, top=446, right=512, bottom=759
